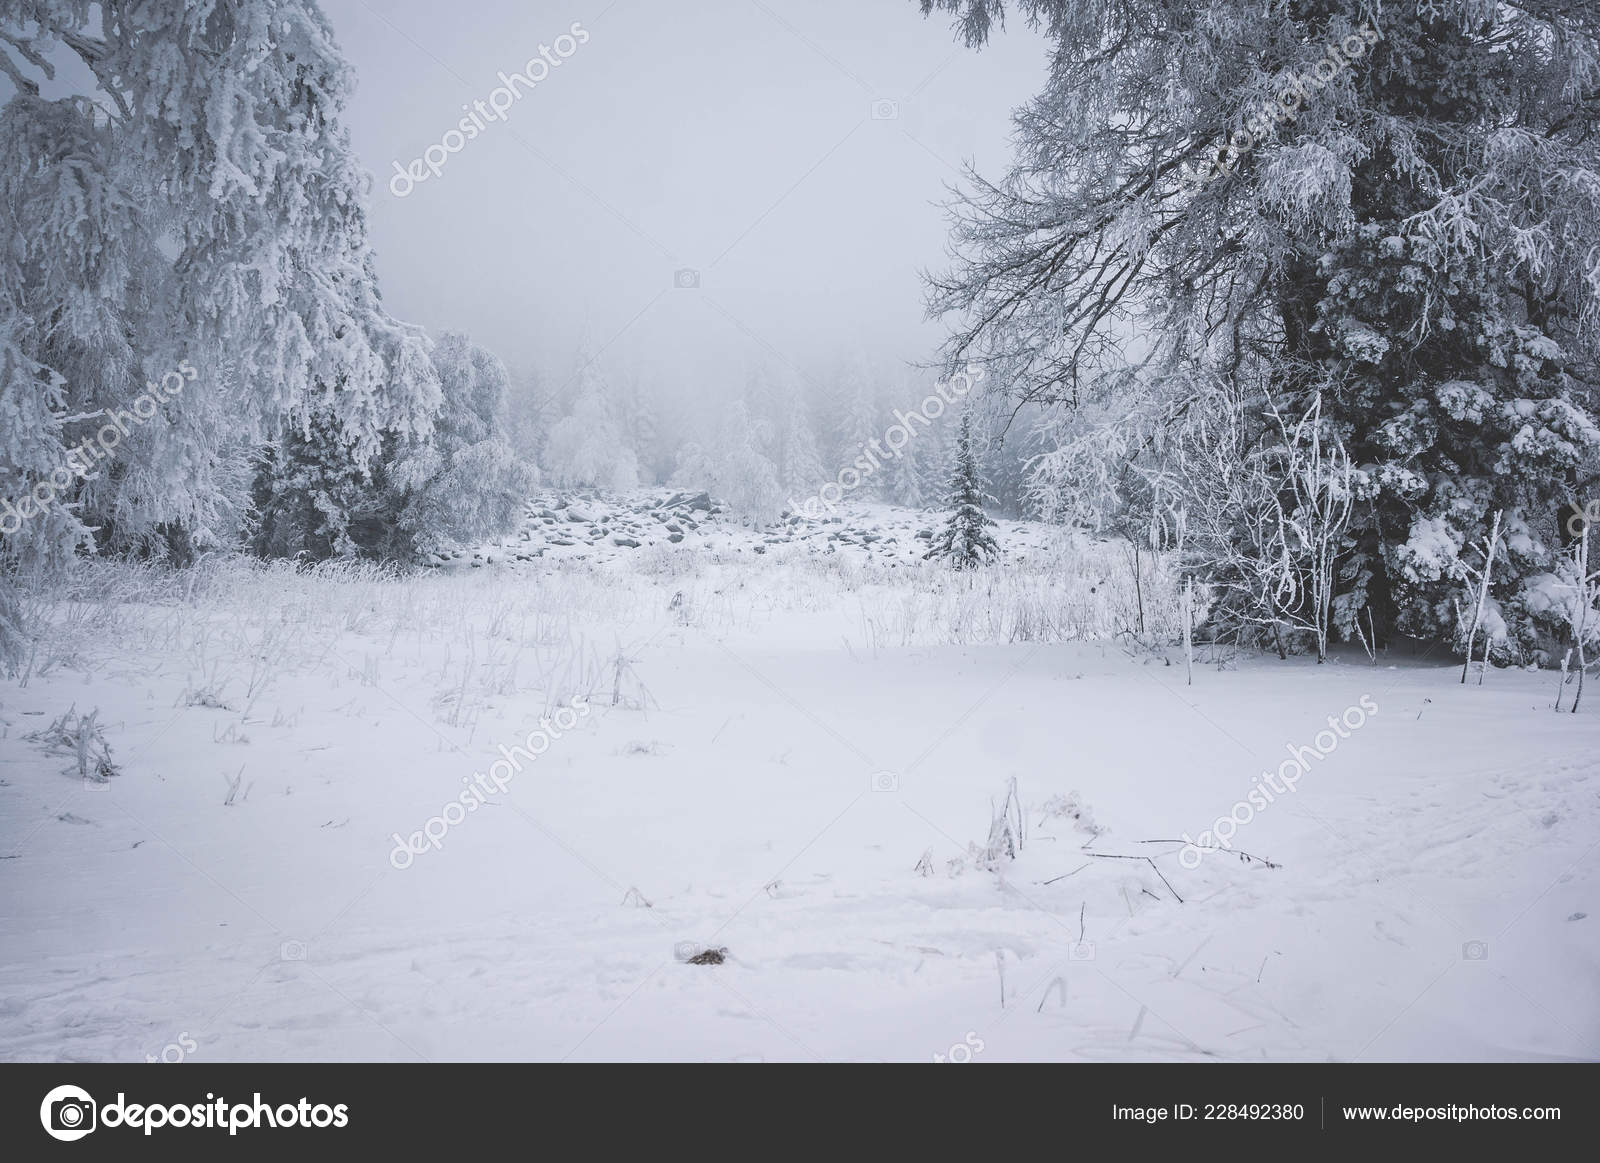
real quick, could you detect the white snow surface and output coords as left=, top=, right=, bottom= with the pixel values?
left=1, top=493, right=1596, bottom=1062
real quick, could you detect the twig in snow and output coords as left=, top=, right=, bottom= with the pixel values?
left=1084, top=852, right=1185, bottom=903
left=1146, top=859, right=1183, bottom=903
left=221, top=764, right=250, bottom=806
left=1036, top=976, right=1067, bottom=1013
left=1042, top=862, right=1090, bottom=885
left=1139, top=839, right=1281, bottom=870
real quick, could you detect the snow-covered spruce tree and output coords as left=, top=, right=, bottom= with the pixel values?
left=927, top=409, right=999, bottom=567
left=915, top=401, right=957, bottom=508
left=918, top=0, right=1600, bottom=661
left=831, top=354, right=886, bottom=499
left=253, top=332, right=535, bottom=561
left=543, top=357, right=640, bottom=493
left=250, top=407, right=378, bottom=561
left=707, top=399, right=785, bottom=522
left=766, top=366, right=828, bottom=497
left=886, top=419, right=927, bottom=508
left=0, top=0, right=438, bottom=666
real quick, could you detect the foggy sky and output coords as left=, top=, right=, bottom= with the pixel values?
left=323, top=0, right=1047, bottom=391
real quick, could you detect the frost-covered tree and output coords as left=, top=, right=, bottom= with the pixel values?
left=668, top=440, right=715, bottom=492
left=250, top=409, right=380, bottom=561
left=0, top=0, right=438, bottom=666
left=708, top=399, right=784, bottom=521
left=767, top=367, right=827, bottom=496
left=832, top=355, right=886, bottom=498
left=920, top=0, right=1600, bottom=659
left=927, top=409, right=999, bottom=567
left=886, top=423, right=927, bottom=508
left=503, top=363, right=552, bottom=469
left=629, top=378, right=667, bottom=486
left=252, top=332, right=535, bottom=561
left=386, top=334, right=538, bottom=557
left=916, top=403, right=957, bottom=508
left=543, top=358, right=640, bottom=493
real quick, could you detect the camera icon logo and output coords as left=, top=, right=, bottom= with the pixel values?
left=40, top=1084, right=96, bottom=1142
left=279, top=939, right=307, bottom=961
left=1462, top=940, right=1489, bottom=961
left=673, top=268, right=700, bottom=290
left=869, top=770, right=899, bottom=793
left=1069, top=941, right=1096, bottom=962
left=870, top=98, right=899, bottom=120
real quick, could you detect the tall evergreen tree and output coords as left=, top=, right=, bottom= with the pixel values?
left=773, top=369, right=827, bottom=496
left=833, top=354, right=886, bottom=498
left=887, top=425, right=928, bottom=508
left=927, top=409, right=999, bottom=567
left=0, top=0, right=438, bottom=667
left=710, top=399, right=785, bottom=521
left=543, top=356, right=640, bottom=493
left=919, top=0, right=1600, bottom=657
left=252, top=332, right=535, bottom=562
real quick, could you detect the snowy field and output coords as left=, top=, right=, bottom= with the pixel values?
left=1, top=496, right=1596, bottom=1063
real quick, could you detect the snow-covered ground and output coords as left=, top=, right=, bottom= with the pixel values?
left=1, top=496, right=1596, bottom=1062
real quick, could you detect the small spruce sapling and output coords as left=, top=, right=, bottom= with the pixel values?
left=926, top=409, right=999, bottom=569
